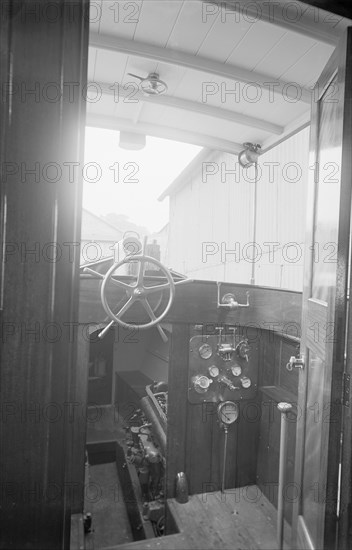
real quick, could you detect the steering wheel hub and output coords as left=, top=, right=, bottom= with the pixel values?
left=133, top=287, right=144, bottom=297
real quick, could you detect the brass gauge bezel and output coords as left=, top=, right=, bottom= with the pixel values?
left=217, top=401, right=239, bottom=425
left=208, top=365, right=220, bottom=378
left=231, top=364, right=242, bottom=377
left=241, top=377, right=252, bottom=389
left=198, top=343, right=213, bottom=360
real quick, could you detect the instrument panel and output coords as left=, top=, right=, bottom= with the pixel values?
left=188, top=325, right=258, bottom=403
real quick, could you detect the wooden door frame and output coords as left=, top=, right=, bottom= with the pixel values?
left=337, top=28, right=352, bottom=550
left=291, top=28, right=352, bottom=550
left=0, top=1, right=89, bottom=547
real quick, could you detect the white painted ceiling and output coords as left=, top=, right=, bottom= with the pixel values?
left=87, top=0, right=352, bottom=153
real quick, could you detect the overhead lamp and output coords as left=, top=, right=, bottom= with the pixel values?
left=140, top=73, right=168, bottom=96
left=238, top=143, right=261, bottom=167
left=127, top=72, right=168, bottom=96
left=119, top=131, right=146, bottom=150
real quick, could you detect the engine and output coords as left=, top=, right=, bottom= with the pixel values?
left=124, top=382, right=168, bottom=536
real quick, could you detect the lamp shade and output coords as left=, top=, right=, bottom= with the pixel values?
left=119, top=131, right=146, bottom=150
left=238, top=143, right=261, bottom=167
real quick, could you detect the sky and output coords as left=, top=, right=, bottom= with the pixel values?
left=83, top=127, right=201, bottom=233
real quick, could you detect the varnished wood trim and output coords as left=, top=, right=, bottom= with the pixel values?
left=306, top=298, right=328, bottom=358
left=165, top=324, right=190, bottom=499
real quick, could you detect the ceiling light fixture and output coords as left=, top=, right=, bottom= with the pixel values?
left=238, top=143, right=261, bottom=167
left=119, top=131, right=146, bottom=150
left=127, top=72, right=168, bottom=96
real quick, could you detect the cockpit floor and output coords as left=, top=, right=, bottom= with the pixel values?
left=82, top=407, right=289, bottom=550
left=85, top=462, right=134, bottom=548
left=113, top=486, right=289, bottom=550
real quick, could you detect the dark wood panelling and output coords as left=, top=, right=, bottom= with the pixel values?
left=256, top=328, right=299, bottom=526
left=165, top=324, right=191, bottom=498
left=186, top=402, right=214, bottom=494
left=257, top=391, right=297, bottom=526
left=80, top=278, right=302, bottom=335
left=69, top=328, right=89, bottom=514
left=166, top=327, right=261, bottom=498
left=339, top=27, right=352, bottom=550
left=259, top=331, right=299, bottom=396
left=0, top=1, right=89, bottom=547
left=277, top=339, right=300, bottom=395
left=307, top=298, right=328, bottom=357
left=143, top=326, right=170, bottom=382
left=87, top=329, right=114, bottom=405
left=115, top=370, right=153, bottom=408
left=236, top=401, right=261, bottom=487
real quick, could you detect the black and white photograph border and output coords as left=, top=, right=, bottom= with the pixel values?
left=1, top=1, right=352, bottom=549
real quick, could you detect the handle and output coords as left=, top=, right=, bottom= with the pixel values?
left=217, top=282, right=250, bottom=310
left=286, top=355, right=305, bottom=371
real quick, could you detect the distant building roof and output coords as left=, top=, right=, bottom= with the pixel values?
left=81, top=208, right=124, bottom=242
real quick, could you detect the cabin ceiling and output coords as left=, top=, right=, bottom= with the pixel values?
left=87, top=0, right=352, bottom=153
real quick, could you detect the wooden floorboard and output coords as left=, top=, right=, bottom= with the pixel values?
left=104, top=533, right=191, bottom=550
left=74, top=403, right=289, bottom=550
left=70, top=514, right=85, bottom=550
left=94, top=485, right=286, bottom=550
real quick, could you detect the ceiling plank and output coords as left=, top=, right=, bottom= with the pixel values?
left=86, top=113, right=244, bottom=154
left=205, top=0, right=342, bottom=45
left=90, top=32, right=312, bottom=103
left=95, top=81, right=284, bottom=135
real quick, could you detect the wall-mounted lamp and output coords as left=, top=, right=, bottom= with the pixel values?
left=238, top=143, right=261, bottom=167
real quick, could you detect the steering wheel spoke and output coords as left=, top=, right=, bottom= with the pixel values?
left=141, top=298, right=168, bottom=343
left=137, top=259, right=145, bottom=285
left=110, top=277, right=134, bottom=293
left=141, top=297, right=157, bottom=321
left=114, top=296, right=135, bottom=320
left=143, top=282, right=170, bottom=295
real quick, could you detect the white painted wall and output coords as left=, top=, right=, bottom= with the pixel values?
left=166, top=127, right=309, bottom=291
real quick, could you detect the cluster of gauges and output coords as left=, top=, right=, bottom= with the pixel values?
left=188, top=331, right=257, bottom=404
left=197, top=341, right=252, bottom=390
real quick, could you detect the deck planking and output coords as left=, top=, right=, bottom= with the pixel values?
left=101, top=485, right=289, bottom=550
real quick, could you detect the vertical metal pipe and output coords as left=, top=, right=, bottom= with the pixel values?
left=221, top=426, right=229, bottom=493
left=250, top=162, right=258, bottom=285
left=277, top=402, right=293, bottom=549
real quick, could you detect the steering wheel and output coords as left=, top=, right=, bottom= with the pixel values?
left=100, top=254, right=175, bottom=339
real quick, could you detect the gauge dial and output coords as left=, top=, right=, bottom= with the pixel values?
left=241, top=376, right=252, bottom=389
left=199, top=343, right=213, bottom=360
left=231, top=365, right=242, bottom=377
left=193, top=375, right=213, bottom=394
left=217, top=401, right=239, bottom=425
left=208, top=365, right=219, bottom=378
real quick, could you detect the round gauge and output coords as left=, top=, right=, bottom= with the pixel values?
left=241, top=376, right=252, bottom=389
left=208, top=365, right=219, bottom=378
left=193, top=375, right=213, bottom=394
left=217, top=401, right=239, bottom=425
left=231, top=365, right=242, bottom=377
left=199, top=343, right=213, bottom=360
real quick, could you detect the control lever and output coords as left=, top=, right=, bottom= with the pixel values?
left=217, top=282, right=250, bottom=310
left=217, top=327, right=236, bottom=361
left=218, top=375, right=240, bottom=391
left=236, top=339, right=250, bottom=362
